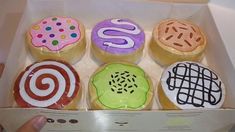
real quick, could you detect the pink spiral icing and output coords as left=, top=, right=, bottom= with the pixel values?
left=30, top=16, right=81, bottom=51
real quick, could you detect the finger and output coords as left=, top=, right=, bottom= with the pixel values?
left=17, top=115, right=47, bottom=132
left=0, top=124, right=4, bottom=132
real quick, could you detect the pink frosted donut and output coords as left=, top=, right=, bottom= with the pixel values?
left=26, top=16, right=86, bottom=64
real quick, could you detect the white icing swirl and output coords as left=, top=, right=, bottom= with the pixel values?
left=19, top=61, right=76, bottom=107
left=97, top=19, right=141, bottom=49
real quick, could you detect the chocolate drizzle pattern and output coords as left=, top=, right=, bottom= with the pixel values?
left=166, top=62, right=223, bottom=108
left=108, top=71, right=138, bottom=94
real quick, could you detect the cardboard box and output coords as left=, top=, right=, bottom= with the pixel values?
left=1, top=0, right=235, bottom=131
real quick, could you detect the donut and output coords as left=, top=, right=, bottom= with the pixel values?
left=158, top=61, right=226, bottom=110
left=91, top=18, right=145, bottom=63
left=89, top=62, right=153, bottom=110
left=26, top=16, right=86, bottom=64
left=13, top=60, right=81, bottom=109
left=150, top=19, right=207, bottom=66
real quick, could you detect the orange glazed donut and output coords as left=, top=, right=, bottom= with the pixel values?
left=150, top=19, right=207, bottom=66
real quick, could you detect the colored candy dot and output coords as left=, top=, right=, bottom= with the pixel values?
left=71, top=33, right=77, bottom=38
left=32, top=25, right=40, bottom=30
left=42, top=21, right=47, bottom=24
left=70, top=26, right=75, bottom=30
left=61, top=35, right=66, bottom=39
left=37, top=34, right=43, bottom=38
left=52, top=40, right=59, bottom=45
left=42, top=40, right=46, bottom=43
left=66, top=19, right=71, bottom=23
left=56, top=22, right=62, bottom=26
left=46, top=27, right=52, bottom=31
left=52, top=17, right=57, bottom=21
left=59, top=29, right=64, bottom=32
left=49, top=34, right=55, bottom=38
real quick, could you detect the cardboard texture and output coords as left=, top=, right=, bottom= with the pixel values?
left=0, top=0, right=235, bottom=131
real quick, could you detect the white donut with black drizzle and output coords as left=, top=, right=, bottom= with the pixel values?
left=159, top=61, right=225, bottom=109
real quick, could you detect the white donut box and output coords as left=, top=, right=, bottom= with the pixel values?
left=1, top=0, right=235, bottom=131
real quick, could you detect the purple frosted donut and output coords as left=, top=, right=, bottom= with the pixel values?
left=91, top=18, right=145, bottom=55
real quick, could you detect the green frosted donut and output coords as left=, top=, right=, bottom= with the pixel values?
left=89, top=63, right=153, bottom=110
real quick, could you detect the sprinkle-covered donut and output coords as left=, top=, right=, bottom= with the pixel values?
left=30, top=16, right=81, bottom=51
left=13, top=60, right=81, bottom=109
left=150, top=19, right=207, bottom=66
left=27, top=16, right=86, bottom=64
left=89, top=62, right=153, bottom=110
left=158, top=19, right=204, bottom=52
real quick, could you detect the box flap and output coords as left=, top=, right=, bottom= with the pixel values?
left=208, top=2, right=235, bottom=69
left=149, top=0, right=208, bottom=3
left=210, top=0, right=235, bottom=9
left=1, top=108, right=235, bottom=132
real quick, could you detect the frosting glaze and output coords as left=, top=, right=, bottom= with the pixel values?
left=158, top=19, right=204, bottom=52
left=161, top=61, right=225, bottom=109
left=14, top=60, right=80, bottom=109
left=91, top=18, right=145, bottom=54
left=30, top=16, right=81, bottom=51
left=91, top=63, right=150, bottom=109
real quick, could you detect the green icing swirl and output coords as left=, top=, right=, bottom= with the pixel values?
left=91, top=63, right=150, bottom=109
